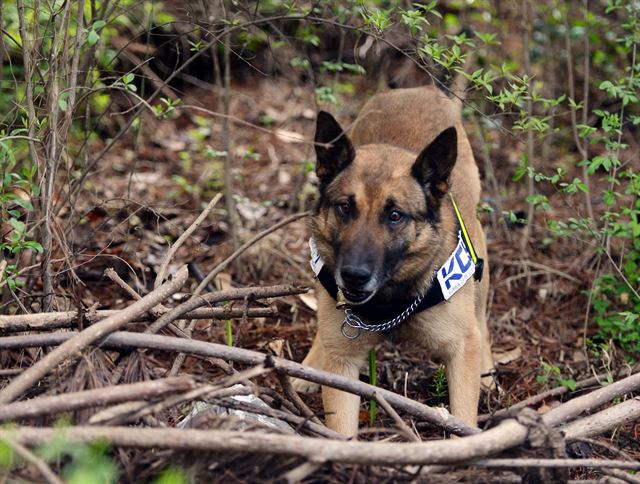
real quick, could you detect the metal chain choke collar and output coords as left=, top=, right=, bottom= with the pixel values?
left=340, top=293, right=425, bottom=339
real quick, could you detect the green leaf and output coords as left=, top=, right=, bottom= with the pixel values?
left=9, top=218, right=25, bottom=235
left=0, top=440, right=13, bottom=468
left=559, top=378, right=577, bottom=391
left=225, top=319, right=233, bottom=347
left=87, top=29, right=99, bottom=46
left=154, top=467, right=189, bottom=484
left=24, top=241, right=44, bottom=253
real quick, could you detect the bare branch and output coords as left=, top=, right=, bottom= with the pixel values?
left=3, top=420, right=528, bottom=466
left=543, top=372, right=640, bottom=427
left=0, top=306, right=277, bottom=333
left=0, top=377, right=196, bottom=422
left=561, top=397, right=640, bottom=441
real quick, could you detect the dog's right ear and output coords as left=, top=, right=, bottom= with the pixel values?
left=314, top=111, right=355, bottom=185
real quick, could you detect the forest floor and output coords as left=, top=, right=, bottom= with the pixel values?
left=3, top=68, right=639, bottom=482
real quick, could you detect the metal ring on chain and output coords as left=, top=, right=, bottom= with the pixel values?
left=340, top=294, right=424, bottom=339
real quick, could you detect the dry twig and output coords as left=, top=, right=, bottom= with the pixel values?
left=561, top=397, right=640, bottom=441
left=0, top=306, right=277, bottom=333
left=480, top=368, right=636, bottom=422
left=146, top=284, right=307, bottom=335
left=108, top=283, right=306, bottom=384
left=470, top=458, right=640, bottom=470
left=374, top=391, right=421, bottom=442
left=277, top=372, right=323, bottom=426
left=154, top=193, right=223, bottom=289
left=193, top=211, right=310, bottom=296
left=0, top=377, right=195, bottom=422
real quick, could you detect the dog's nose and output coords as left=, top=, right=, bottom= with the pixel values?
left=340, top=265, right=372, bottom=287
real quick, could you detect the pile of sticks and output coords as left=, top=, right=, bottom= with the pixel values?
left=0, top=196, right=638, bottom=482
left=0, top=262, right=638, bottom=481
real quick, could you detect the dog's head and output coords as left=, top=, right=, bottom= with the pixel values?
left=312, top=111, right=457, bottom=305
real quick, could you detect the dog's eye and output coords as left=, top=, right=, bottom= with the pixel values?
left=388, top=210, right=404, bottom=223
left=336, top=201, right=351, bottom=216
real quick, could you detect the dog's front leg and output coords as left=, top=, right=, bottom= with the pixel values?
left=322, top=353, right=366, bottom=437
left=291, top=332, right=324, bottom=393
left=444, top=327, right=482, bottom=428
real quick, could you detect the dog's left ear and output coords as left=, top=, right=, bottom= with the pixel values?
left=412, top=127, right=457, bottom=197
left=314, top=111, right=355, bottom=185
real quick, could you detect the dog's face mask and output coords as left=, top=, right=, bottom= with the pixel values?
left=312, top=111, right=458, bottom=305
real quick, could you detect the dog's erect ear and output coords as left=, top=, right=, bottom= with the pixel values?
left=314, top=111, right=355, bottom=185
left=411, top=127, right=457, bottom=197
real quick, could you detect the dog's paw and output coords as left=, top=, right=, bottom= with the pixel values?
left=290, top=377, right=320, bottom=393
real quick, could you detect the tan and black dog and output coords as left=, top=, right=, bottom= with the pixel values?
left=292, top=82, right=494, bottom=437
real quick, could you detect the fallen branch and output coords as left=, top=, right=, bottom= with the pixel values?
left=108, top=366, right=269, bottom=426
left=0, top=266, right=189, bottom=404
left=0, top=377, right=195, bottom=422
left=104, top=267, right=159, bottom=312
left=480, top=368, right=637, bottom=422
left=92, top=332, right=482, bottom=436
left=561, top=397, right=640, bottom=441
left=277, top=373, right=323, bottom=426
left=3, top=420, right=529, bottom=466
left=604, top=468, right=640, bottom=484
left=0, top=331, right=478, bottom=436
left=146, top=284, right=308, bottom=335
left=89, top=401, right=149, bottom=425
left=0, top=369, right=23, bottom=376
left=543, top=372, right=640, bottom=427
left=0, top=307, right=277, bottom=333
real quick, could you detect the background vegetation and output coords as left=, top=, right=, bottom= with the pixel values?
left=0, top=0, right=638, bottom=481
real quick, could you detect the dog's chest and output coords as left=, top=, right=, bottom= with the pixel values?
left=396, top=302, right=468, bottom=357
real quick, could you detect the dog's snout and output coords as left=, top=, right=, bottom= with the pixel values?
left=340, top=265, right=372, bottom=288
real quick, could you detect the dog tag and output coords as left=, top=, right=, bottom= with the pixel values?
left=308, top=237, right=325, bottom=276
left=436, top=231, right=476, bottom=300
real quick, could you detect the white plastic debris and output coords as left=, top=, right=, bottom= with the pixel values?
left=177, top=384, right=294, bottom=434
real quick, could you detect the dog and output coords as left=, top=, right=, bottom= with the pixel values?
left=292, top=80, right=494, bottom=437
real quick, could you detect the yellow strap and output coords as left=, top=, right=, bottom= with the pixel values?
left=449, top=192, right=478, bottom=264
